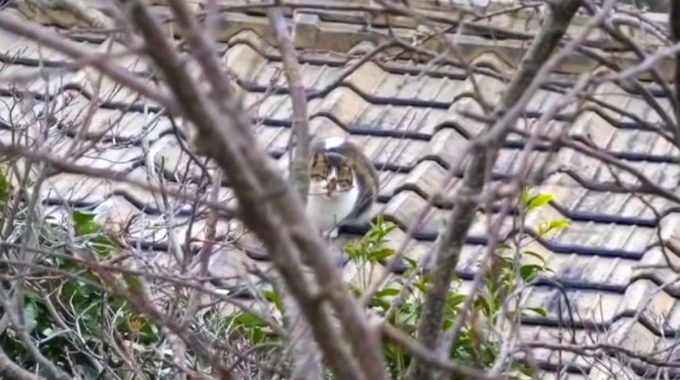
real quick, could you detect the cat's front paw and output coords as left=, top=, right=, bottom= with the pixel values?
left=317, top=227, right=338, bottom=240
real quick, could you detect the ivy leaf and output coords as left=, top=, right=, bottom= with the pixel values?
left=229, top=313, right=270, bottom=344
left=72, top=210, right=115, bottom=257
left=72, top=210, right=101, bottom=236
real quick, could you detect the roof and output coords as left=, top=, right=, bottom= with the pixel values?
left=1, top=1, right=679, bottom=378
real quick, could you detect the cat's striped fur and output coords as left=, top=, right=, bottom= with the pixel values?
left=305, top=136, right=379, bottom=238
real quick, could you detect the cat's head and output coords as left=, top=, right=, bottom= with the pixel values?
left=309, top=150, right=355, bottom=196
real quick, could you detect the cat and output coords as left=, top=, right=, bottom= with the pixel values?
left=305, top=136, right=379, bottom=239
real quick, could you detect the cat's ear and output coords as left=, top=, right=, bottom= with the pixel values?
left=308, top=135, right=326, bottom=154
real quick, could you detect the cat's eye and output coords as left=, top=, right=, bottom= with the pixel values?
left=337, top=180, right=352, bottom=188
left=311, top=155, right=327, bottom=167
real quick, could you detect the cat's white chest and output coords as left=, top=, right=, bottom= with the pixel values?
left=306, top=184, right=359, bottom=234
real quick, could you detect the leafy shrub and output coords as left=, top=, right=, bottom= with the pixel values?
left=1, top=209, right=159, bottom=377
left=344, top=189, right=568, bottom=379
left=1, top=167, right=568, bottom=379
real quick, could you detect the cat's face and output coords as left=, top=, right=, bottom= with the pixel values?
left=309, top=151, right=354, bottom=196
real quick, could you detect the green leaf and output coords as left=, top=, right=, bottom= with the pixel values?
left=414, top=277, right=432, bottom=293
left=232, top=313, right=264, bottom=329
left=519, top=264, right=544, bottom=282
left=367, top=215, right=397, bottom=242
left=124, top=274, right=143, bottom=294
left=475, top=295, right=494, bottom=317
left=371, top=298, right=390, bottom=311
left=523, top=307, right=548, bottom=318
left=376, top=288, right=400, bottom=297
left=109, top=295, right=128, bottom=311
left=526, top=193, right=554, bottom=210
left=0, top=167, right=10, bottom=204
left=496, top=242, right=513, bottom=251
left=521, top=250, right=546, bottom=265
left=125, top=314, right=158, bottom=342
left=396, top=303, right=421, bottom=327
left=402, top=257, right=418, bottom=271
left=228, top=312, right=272, bottom=344
left=446, top=292, right=466, bottom=312
left=72, top=210, right=115, bottom=257
left=368, top=247, right=395, bottom=262
left=264, top=290, right=284, bottom=312
left=72, top=210, right=100, bottom=235
left=547, top=218, right=570, bottom=231
left=139, top=319, right=158, bottom=341
left=537, top=218, right=570, bottom=237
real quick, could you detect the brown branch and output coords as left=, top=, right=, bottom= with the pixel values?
left=521, top=341, right=680, bottom=370
left=579, top=0, right=680, bottom=147
left=0, top=13, right=178, bottom=113
left=117, top=1, right=386, bottom=379
left=267, top=7, right=311, bottom=202
left=555, top=137, right=680, bottom=205
left=601, top=42, right=680, bottom=84
left=0, top=141, right=236, bottom=217
left=404, top=1, right=584, bottom=379
left=352, top=1, right=497, bottom=308
left=671, top=0, right=680, bottom=123
left=83, top=261, right=238, bottom=380
left=265, top=8, right=321, bottom=380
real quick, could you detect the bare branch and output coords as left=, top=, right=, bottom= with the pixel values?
left=405, top=1, right=583, bottom=379
left=0, top=141, right=237, bottom=217
left=265, top=7, right=319, bottom=380
left=267, top=7, right=311, bottom=202
left=0, top=13, right=178, bottom=112
left=116, top=1, right=387, bottom=379
left=671, top=0, right=680, bottom=113
left=0, top=346, right=45, bottom=380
